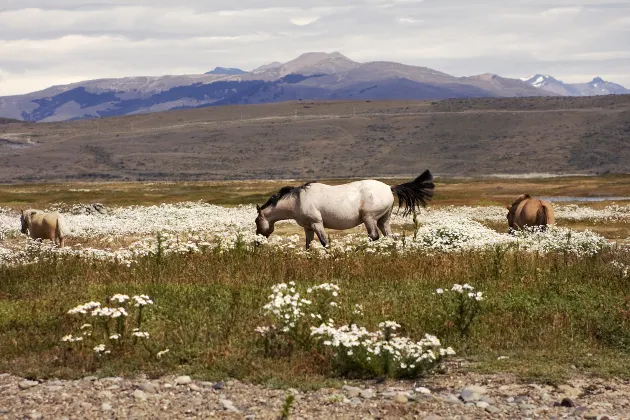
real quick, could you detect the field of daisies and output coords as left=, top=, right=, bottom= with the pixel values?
left=1, top=200, right=630, bottom=383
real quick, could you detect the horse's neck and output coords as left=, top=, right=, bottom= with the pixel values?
left=264, top=198, right=297, bottom=222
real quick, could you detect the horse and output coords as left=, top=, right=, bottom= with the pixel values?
left=505, top=194, right=555, bottom=232
left=20, top=209, right=67, bottom=247
left=255, top=170, right=435, bottom=249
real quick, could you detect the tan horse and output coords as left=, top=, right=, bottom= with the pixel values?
left=506, top=194, right=555, bottom=232
left=20, top=209, right=67, bottom=247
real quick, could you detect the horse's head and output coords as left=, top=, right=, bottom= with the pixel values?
left=19, top=208, right=30, bottom=234
left=255, top=205, right=274, bottom=238
left=505, top=203, right=515, bottom=229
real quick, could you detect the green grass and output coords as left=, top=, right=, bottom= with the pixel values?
left=1, top=246, right=630, bottom=386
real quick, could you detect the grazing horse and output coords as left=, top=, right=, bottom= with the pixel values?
left=255, top=170, right=435, bottom=249
left=20, top=209, right=67, bottom=247
left=506, top=194, right=555, bottom=232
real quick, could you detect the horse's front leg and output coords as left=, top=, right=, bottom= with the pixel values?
left=304, top=228, right=314, bottom=249
left=311, top=223, right=329, bottom=248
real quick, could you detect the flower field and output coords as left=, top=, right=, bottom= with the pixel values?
left=0, top=201, right=627, bottom=267
left=1, top=184, right=630, bottom=385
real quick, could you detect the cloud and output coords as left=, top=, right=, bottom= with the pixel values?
left=0, top=0, right=629, bottom=95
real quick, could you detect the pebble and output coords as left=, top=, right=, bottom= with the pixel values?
left=83, top=376, right=99, bottom=381
left=460, top=389, right=481, bottom=403
left=415, top=386, right=431, bottom=394
left=394, top=393, right=409, bottom=404
left=342, top=385, right=362, bottom=398
left=133, top=389, right=148, bottom=401
left=101, top=403, right=113, bottom=411
left=27, top=411, right=43, bottom=419
left=559, top=397, right=576, bottom=407
left=137, top=382, right=157, bottom=393
left=349, top=397, right=362, bottom=406
left=46, top=385, right=63, bottom=392
left=175, top=376, right=192, bottom=385
left=80, top=402, right=93, bottom=409
left=188, top=384, right=201, bottom=392
left=360, top=389, right=375, bottom=399
left=485, top=405, right=502, bottom=414
left=442, top=394, right=463, bottom=405
left=99, top=391, right=114, bottom=399
left=583, top=413, right=598, bottom=420
left=212, top=381, right=225, bottom=390
left=220, top=398, right=239, bottom=413
left=476, top=401, right=489, bottom=409
left=18, top=380, right=39, bottom=390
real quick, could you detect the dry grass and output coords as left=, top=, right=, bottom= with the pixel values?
left=1, top=247, right=630, bottom=385
left=1, top=174, right=629, bottom=209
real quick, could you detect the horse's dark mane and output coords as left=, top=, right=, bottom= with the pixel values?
left=260, top=182, right=312, bottom=210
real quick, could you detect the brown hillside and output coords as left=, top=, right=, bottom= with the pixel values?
left=0, top=95, right=628, bottom=183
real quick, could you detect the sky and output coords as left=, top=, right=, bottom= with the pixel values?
left=0, top=0, right=629, bottom=96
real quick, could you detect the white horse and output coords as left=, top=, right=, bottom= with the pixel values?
left=255, top=170, right=434, bottom=249
left=20, top=209, right=67, bottom=247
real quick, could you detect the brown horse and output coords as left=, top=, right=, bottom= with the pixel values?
left=20, top=209, right=67, bottom=247
left=506, top=194, right=555, bottom=232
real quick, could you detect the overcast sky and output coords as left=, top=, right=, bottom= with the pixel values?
left=1, top=0, right=629, bottom=96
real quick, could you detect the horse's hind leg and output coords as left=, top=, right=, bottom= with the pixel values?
left=363, top=217, right=380, bottom=241
left=377, top=210, right=393, bottom=237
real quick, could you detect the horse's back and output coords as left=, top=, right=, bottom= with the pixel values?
left=299, top=180, right=393, bottom=229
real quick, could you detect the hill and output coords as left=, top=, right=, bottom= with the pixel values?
left=0, top=95, right=628, bottom=183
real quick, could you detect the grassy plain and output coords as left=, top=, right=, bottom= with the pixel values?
left=1, top=176, right=629, bottom=387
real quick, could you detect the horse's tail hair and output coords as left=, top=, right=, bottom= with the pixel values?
left=391, top=170, right=435, bottom=217
left=55, top=215, right=67, bottom=241
left=535, top=203, right=548, bottom=229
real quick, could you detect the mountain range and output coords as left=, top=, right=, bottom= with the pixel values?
left=1, top=52, right=628, bottom=122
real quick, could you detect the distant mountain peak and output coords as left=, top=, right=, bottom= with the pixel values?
left=522, top=73, right=629, bottom=96
left=205, top=67, right=246, bottom=75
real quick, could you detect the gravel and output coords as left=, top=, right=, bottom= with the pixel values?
left=1, top=372, right=629, bottom=419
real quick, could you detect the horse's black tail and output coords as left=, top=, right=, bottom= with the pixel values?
left=391, top=170, right=435, bottom=217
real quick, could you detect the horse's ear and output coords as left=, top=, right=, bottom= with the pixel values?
left=256, top=204, right=261, bottom=213
left=505, top=204, right=511, bottom=210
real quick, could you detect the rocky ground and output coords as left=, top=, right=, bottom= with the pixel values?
left=1, top=371, right=628, bottom=420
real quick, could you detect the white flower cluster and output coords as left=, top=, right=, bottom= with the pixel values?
left=310, top=321, right=455, bottom=375
left=132, top=329, right=150, bottom=339
left=93, top=344, right=111, bottom=355
left=92, top=307, right=128, bottom=318
left=132, top=295, right=153, bottom=307
left=62, top=293, right=155, bottom=357
left=61, top=334, right=83, bottom=342
left=156, top=349, right=170, bottom=359
left=611, top=260, right=630, bottom=279
left=450, top=284, right=483, bottom=301
left=260, top=281, right=334, bottom=333
left=68, top=301, right=101, bottom=315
